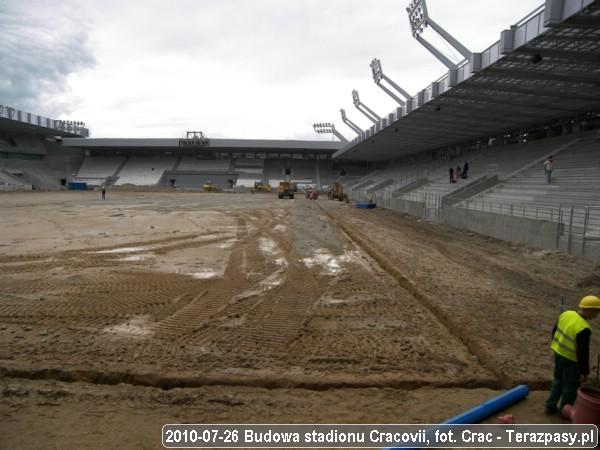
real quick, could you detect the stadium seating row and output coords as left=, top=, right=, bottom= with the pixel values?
left=71, top=156, right=358, bottom=189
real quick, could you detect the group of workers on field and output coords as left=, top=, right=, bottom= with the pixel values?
left=546, top=294, right=600, bottom=416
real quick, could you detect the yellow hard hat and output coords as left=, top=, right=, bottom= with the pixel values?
left=579, top=295, right=600, bottom=309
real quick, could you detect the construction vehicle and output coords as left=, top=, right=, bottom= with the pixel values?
left=328, top=182, right=347, bottom=202
left=202, top=181, right=218, bottom=192
left=252, top=182, right=271, bottom=193
left=278, top=181, right=295, bottom=199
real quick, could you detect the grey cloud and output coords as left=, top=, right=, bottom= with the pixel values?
left=0, top=1, right=95, bottom=116
left=12, top=0, right=542, bottom=138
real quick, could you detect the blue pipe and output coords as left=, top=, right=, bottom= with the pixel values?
left=440, top=384, right=529, bottom=425
left=385, top=385, right=529, bottom=450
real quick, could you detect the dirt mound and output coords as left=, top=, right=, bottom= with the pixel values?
left=577, top=269, right=600, bottom=289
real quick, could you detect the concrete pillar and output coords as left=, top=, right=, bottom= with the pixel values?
left=500, top=29, right=515, bottom=54
left=544, top=0, right=565, bottom=27
left=470, top=53, right=482, bottom=73
left=315, top=159, right=321, bottom=190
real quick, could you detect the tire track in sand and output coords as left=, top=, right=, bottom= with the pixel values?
left=317, top=202, right=509, bottom=388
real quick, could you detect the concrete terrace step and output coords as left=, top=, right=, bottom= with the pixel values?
left=462, top=137, right=600, bottom=210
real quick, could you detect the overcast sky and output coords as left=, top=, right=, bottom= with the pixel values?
left=1, top=0, right=543, bottom=140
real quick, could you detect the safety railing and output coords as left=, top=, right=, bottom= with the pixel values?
left=350, top=178, right=600, bottom=259
left=459, top=199, right=600, bottom=258
left=0, top=182, right=31, bottom=192
left=462, top=199, right=562, bottom=222
left=398, top=192, right=444, bottom=222
left=582, top=206, right=600, bottom=257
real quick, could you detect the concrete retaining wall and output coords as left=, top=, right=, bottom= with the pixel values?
left=444, top=206, right=559, bottom=249
left=388, top=198, right=426, bottom=218
left=160, top=172, right=237, bottom=189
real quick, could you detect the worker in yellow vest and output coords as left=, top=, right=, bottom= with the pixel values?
left=545, top=295, right=600, bottom=414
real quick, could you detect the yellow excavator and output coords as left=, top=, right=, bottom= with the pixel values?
left=252, top=182, right=272, bottom=193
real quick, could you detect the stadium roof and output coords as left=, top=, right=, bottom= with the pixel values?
left=62, top=138, right=343, bottom=155
left=334, top=0, right=600, bottom=161
left=0, top=105, right=89, bottom=138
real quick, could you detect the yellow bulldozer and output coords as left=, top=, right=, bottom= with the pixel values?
left=252, top=182, right=271, bottom=193
left=202, top=181, right=219, bottom=192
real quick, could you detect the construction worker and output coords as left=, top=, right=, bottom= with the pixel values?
left=545, top=295, right=600, bottom=415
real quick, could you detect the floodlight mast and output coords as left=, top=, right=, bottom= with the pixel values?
left=406, top=0, right=471, bottom=69
left=312, top=122, right=348, bottom=143
left=352, top=90, right=381, bottom=124
left=370, top=58, right=412, bottom=105
left=340, top=109, right=362, bottom=135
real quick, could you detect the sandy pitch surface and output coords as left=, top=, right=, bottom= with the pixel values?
left=1, top=191, right=599, bottom=449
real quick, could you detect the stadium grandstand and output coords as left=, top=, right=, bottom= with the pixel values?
left=62, top=137, right=365, bottom=190
left=0, top=115, right=368, bottom=192
left=0, top=105, right=90, bottom=191
left=333, top=0, right=600, bottom=261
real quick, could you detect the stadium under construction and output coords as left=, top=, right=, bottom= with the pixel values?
left=1, top=0, right=600, bottom=448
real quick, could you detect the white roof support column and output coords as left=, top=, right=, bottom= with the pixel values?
left=370, top=58, right=412, bottom=105
left=406, top=0, right=472, bottom=69
left=426, top=16, right=471, bottom=60
left=340, top=109, right=363, bottom=135
left=352, top=90, right=381, bottom=124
